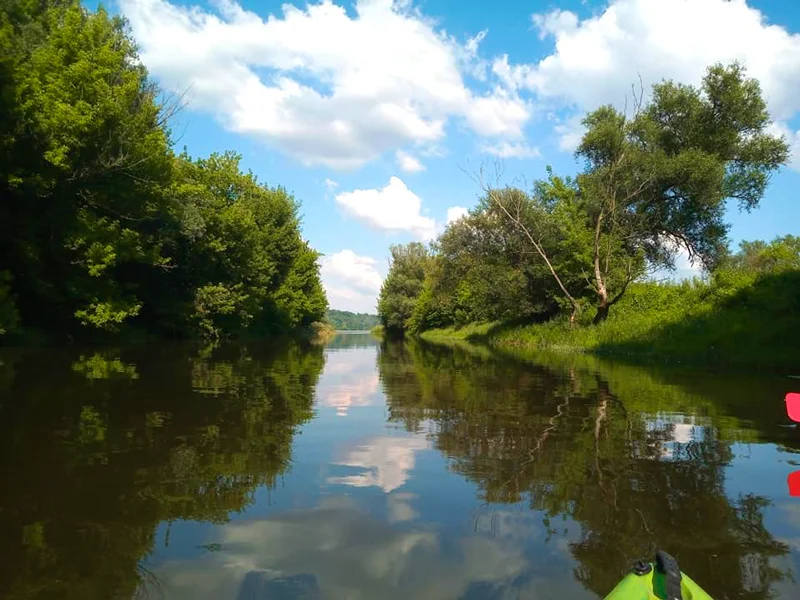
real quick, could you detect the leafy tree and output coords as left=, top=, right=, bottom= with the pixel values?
left=377, top=242, right=430, bottom=336
left=724, top=235, right=800, bottom=274
left=409, top=201, right=572, bottom=332
left=483, top=63, right=788, bottom=324
left=0, top=1, right=174, bottom=333
left=163, top=151, right=327, bottom=338
left=574, top=62, right=788, bottom=322
left=0, top=2, right=327, bottom=341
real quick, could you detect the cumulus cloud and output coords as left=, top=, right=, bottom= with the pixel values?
left=145, top=497, right=536, bottom=600
left=316, top=348, right=382, bottom=416
left=446, top=206, right=469, bottom=224
left=335, top=177, right=437, bottom=240
left=480, top=141, right=540, bottom=159
left=494, top=0, right=800, bottom=163
left=121, top=0, right=530, bottom=170
left=328, top=435, right=429, bottom=492
left=320, top=250, right=383, bottom=313
left=395, top=150, right=425, bottom=173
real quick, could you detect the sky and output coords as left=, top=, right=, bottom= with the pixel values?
left=106, top=0, right=800, bottom=312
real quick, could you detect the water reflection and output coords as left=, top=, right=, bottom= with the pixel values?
left=0, top=342, right=324, bottom=600
left=377, top=340, right=797, bottom=599
left=328, top=435, right=429, bottom=492
left=149, top=496, right=547, bottom=600
left=316, top=346, right=381, bottom=416
left=1, top=335, right=799, bottom=599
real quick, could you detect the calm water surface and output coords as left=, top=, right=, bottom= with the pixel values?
left=1, top=334, right=800, bottom=599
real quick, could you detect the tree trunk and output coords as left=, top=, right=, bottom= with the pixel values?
left=593, top=300, right=610, bottom=324
left=592, top=211, right=610, bottom=325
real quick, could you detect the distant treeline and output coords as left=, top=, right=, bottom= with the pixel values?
left=326, top=309, right=379, bottom=331
left=376, top=63, right=800, bottom=368
left=0, top=1, right=327, bottom=341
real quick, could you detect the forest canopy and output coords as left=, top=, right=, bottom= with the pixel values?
left=0, top=1, right=327, bottom=340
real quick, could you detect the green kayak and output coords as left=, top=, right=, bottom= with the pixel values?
left=604, top=551, right=714, bottom=600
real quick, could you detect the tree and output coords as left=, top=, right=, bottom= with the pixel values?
left=483, top=63, right=788, bottom=324
left=478, top=178, right=586, bottom=324
left=377, top=242, right=430, bottom=336
left=408, top=201, right=567, bottom=332
left=0, top=2, right=174, bottom=333
left=164, top=151, right=327, bottom=338
left=574, top=62, right=788, bottom=322
left=724, top=235, right=800, bottom=274
left=0, top=2, right=328, bottom=341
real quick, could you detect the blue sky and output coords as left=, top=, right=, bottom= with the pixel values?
left=107, top=0, right=800, bottom=312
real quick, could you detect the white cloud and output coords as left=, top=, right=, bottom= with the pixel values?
left=480, top=141, right=540, bottom=159
left=553, top=115, right=585, bottom=153
left=395, top=150, right=425, bottom=173
left=121, top=0, right=530, bottom=170
left=324, top=178, right=339, bottom=191
left=494, top=0, right=800, bottom=163
left=146, top=497, right=535, bottom=600
left=464, top=87, right=531, bottom=137
left=316, top=348, right=381, bottom=416
left=769, top=122, right=800, bottom=171
left=446, top=206, right=469, bottom=224
left=335, top=176, right=437, bottom=240
left=328, top=435, right=429, bottom=492
left=320, top=250, right=383, bottom=313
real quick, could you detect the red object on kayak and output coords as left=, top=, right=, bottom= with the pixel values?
left=786, top=393, right=800, bottom=423
left=789, top=471, right=800, bottom=497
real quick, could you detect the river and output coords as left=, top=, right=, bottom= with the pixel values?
left=1, top=333, right=799, bottom=599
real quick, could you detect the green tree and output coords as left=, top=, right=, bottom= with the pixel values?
left=574, top=62, right=788, bottom=322
left=377, top=242, right=430, bottom=336
left=0, top=1, right=174, bottom=333
left=163, top=151, right=326, bottom=338
left=484, top=63, right=788, bottom=324
left=408, top=202, right=570, bottom=332
left=0, top=2, right=328, bottom=341
left=724, top=235, right=800, bottom=274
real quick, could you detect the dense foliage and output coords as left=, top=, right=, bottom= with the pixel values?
left=376, top=242, right=430, bottom=336
left=379, top=62, right=793, bottom=357
left=0, top=1, right=326, bottom=340
left=326, top=309, right=379, bottom=330
left=421, top=236, right=800, bottom=370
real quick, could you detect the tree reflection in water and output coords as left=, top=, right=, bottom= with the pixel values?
left=378, top=340, right=792, bottom=600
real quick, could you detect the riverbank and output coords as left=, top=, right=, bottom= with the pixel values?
left=420, top=271, right=800, bottom=373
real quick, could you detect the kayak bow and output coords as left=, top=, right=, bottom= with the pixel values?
left=604, top=551, right=713, bottom=600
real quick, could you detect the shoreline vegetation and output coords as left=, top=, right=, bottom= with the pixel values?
left=377, top=63, right=798, bottom=373
left=1, top=2, right=327, bottom=344
left=418, top=269, right=799, bottom=373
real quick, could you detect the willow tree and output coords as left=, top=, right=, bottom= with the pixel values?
left=576, top=62, right=788, bottom=322
left=486, top=62, right=788, bottom=324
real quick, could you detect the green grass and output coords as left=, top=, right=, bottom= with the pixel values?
left=420, top=270, right=800, bottom=373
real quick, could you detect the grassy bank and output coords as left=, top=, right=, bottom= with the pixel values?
left=420, top=270, right=800, bottom=372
